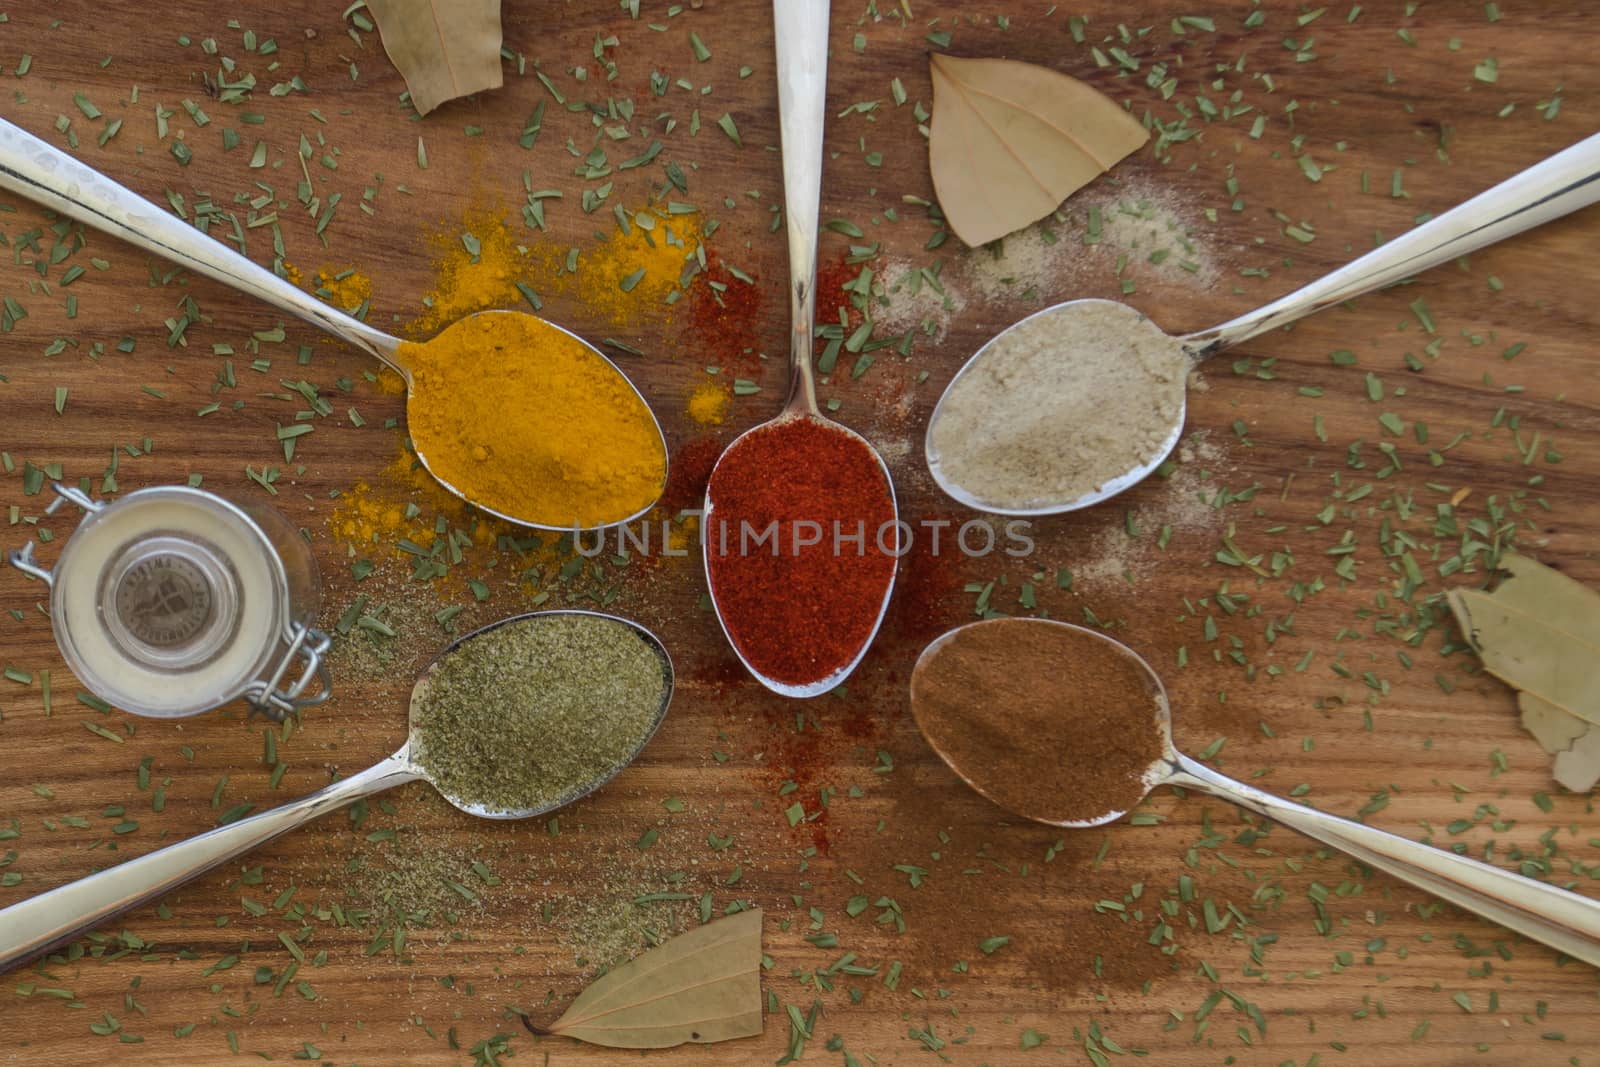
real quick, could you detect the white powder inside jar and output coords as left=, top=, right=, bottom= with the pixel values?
left=928, top=300, right=1189, bottom=510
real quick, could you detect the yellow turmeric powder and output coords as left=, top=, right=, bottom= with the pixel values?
left=687, top=377, right=729, bottom=426
left=414, top=209, right=534, bottom=333
left=536, top=205, right=703, bottom=327
left=330, top=448, right=507, bottom=554
left=401, top=311, right=666, bottom=528
left=315, top=266, right=374, bottom=311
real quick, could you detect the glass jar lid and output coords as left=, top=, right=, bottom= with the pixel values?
left=49, top=487, right=287, bottom=718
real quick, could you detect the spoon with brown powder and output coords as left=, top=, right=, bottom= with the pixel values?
left=0, top=610, right=673, bottom=975
left=0, top=118, right=667, bottom=530
left=925, top=132, right=1600, bottom=516
left=911, top=617, right=1600, bottom=967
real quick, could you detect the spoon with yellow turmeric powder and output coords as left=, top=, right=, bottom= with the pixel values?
left=0, top=118, right=668, bottom=530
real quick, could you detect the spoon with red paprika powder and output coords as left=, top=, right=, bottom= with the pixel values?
left=701, top=1, right=899, bottom=698
left=911, top=618, right=1600, bottom=967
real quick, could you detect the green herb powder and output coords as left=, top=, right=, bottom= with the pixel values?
left=411, top=613, right=668, bottom=813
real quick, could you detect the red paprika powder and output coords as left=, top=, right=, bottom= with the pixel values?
left=704, top=415, right=897, bottom=690
left=687, top=259, right=765, bottom=371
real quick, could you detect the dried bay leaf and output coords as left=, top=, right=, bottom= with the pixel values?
left=1447, top=555, right=1600, bottom=727
left=1554, top=729, right=1600, bottom=793
left=1521, top=693, right=1587, bottom=755
left=366, top=0, right=503, bottom=117
left=927, top=54, right=1148, bottom=247
left=534, top=908, right=763, bottom=1049
left=1447, top=553, right=1600, bottom=791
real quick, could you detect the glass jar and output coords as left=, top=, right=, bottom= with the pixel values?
left=8, top=483, right=331, bottom=720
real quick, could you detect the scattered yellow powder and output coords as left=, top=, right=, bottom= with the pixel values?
left=329, top=449, right=507, bottom=555
left=414, top=209, right=533, bottom=334
left=541, top=205, right=703, bottom=328
left=664, top=514, right=698, bottom=556
left=329, top=479, right=418, bottom=551
left=315, top=266, right=373, bottom=311
left=687, top=377, right=729, bottom=426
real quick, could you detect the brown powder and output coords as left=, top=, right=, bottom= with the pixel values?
left=910, top=618, right=1166, bottom=825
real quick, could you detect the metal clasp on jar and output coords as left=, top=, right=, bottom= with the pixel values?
left=7, top=483, right=100, bottom=586
left=242, top=620, right=333, bottom=722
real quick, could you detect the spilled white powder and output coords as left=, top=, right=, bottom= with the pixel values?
left=928, top=300, right=1190, bottom=509
left=875, top=257, right=967, bottom=339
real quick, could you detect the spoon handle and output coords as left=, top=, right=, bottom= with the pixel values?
left=0, top=116, right=404, bottom=370
left=0, top=754, right=416, bottom=975
left=1184, top=132, right=1600, bottom=358
left=772, top=0, right=830, bottom=417
left=1171, top=753, right=1600, bottom=967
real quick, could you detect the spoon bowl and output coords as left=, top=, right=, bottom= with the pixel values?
left=407, top=609, right=673, bottom=817
left=407, top=609, right=674, bottom=818
left=913, top=617, right=1600, bottom=968
left=704, top=411, right=899, bottom=699
left=926, top=132, right=1600, bottom=516
left=0, top=118, right=666, bottom=532
left=0, top=610, right=673, bottom=973
left=911, top=616, right=1173, bottom=827
left=404, top=310, right=670, bottom=533
left=925, top=298, right=1188, bottom=517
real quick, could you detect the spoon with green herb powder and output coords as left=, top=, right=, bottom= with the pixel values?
left=912, top=618, right=1600, bottom=968
left=0, top=611, right=673, bottom=974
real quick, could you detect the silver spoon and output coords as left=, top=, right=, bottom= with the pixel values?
left=0, top=609, right=673, bottom=975
left=912, top=617, right=1600, bottom=968
left=0, top=118, right=667, bottom=531
left=926, top=132, right=1600, bottom=516
left=701, top=0, right=898, bottom=698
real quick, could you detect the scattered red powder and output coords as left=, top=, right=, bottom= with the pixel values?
left=659, top=435, right=724, bottom=517
left=812, top=252, right=863, bottom=336
left=885, top=510, right=963, bottom=643
left=687, top=258, right=765, bottom=371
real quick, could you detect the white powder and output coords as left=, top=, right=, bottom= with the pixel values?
left=928, top=300, right=1190, bottom=510
left=874, top=257, right=967, bottom=339
left=961, top=180, right=1220, bottom=304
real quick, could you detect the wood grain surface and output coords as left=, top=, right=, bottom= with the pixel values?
left=2, top=1, right=1599, bottom=1064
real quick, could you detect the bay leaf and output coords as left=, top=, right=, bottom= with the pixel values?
left=537, top=908, right=763, bottom=1049
left=1554, top=727, right=1600, bottom=793
left=1446, top=558, right=1600, bottom=728
left=927, top=54, right=1148, bottom=247
left=1520, top=693, right=1588, bottom=755
left=1446, top=552, right=1600, bottom=790
left=366, top=0, right=504, bottom=117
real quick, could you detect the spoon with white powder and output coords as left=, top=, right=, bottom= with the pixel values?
left=926, top=132, right=1600, bottom=515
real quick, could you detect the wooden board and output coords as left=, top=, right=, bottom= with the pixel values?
left=3, top=1, right=1600, bottom=1063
